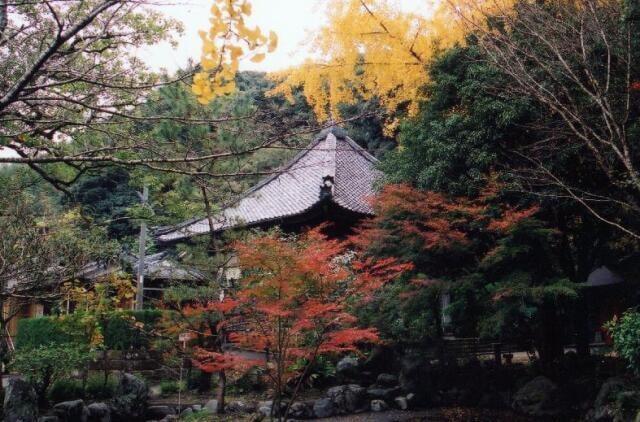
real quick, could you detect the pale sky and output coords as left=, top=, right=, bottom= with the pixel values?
left=138, top=0, right=431, bottom=74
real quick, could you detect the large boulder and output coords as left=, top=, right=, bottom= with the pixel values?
left=204, top=399, right=219, bottom=413
left=376, top=373, right=398, bottom=387
left=87, top=402, right=111, bottom=422
left=360, top=345, right=397, bottom=374
left=226, top=400, right=257, bottom=414
left=398, top=350, right=432, bottom=403
left=313, top=398, right=335, bottom=418
left=325, top=384, right=367, bottom=414
left=370, top=399, right=388, bottom=412
left=4, top=378, right=38, bottom=422
left=512, top=376, right=561, bottom=417
left=367, top=386, right=402, bottom=401
left=108, top=373, right=148, bottom=421
left=145, top=405, right=175, bottom=420
left=586, top=377, right=638, bottom=422
left=53, top=399, right=88, bottom=422
left=336, top=357, right=359, bottom=380
left=288, top=401, right=314, bottom=419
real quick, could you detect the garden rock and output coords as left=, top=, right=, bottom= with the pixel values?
left=360, top=344, right=396, bottom=374
left=257, top=400, right=272, bottom=417
left=313, top=398, right=335, bottom=418
left=586, top=377, right=635, bottom=421
left=53, top=399, right=88, bottom=422
left=288, top=401, right=314, bottom=419
left=370, top=399, right=388, bottom=412
left=336, top=356, right=359, bottom=379
left=204, top=399, right=219, bottom=413
left=87, top=402, right=111, bottom=422
left=179, top=408, right=192, bottom=418
left=146, top=405, right=175, bottom=420
left=109, top=373, right=148, bottom=421
left=376, top=373, right=398, bottom=386
left=394, top=396, right=408, bottom=410
left=191, top=404, right=202, bottom=412
left=399, top=351, right=431, bottom=394
left=4, top=378, right=38, bottom=422
left=226, top=400, right=256, bottom=413
left=326, top=384, right=367, bottom=414
left=512, top=376, right=561, bottom=417
left=367, top=386, right=402, bottom=400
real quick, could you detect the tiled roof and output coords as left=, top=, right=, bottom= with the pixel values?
left=156, top=128, right=381, bottom=243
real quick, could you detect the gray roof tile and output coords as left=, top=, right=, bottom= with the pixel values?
left=156, top=129, right=380, bottom=243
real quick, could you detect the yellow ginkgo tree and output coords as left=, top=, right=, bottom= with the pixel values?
left=268, top=0, right=476, bottom=134
left=192, top=0, right=277, bottom=104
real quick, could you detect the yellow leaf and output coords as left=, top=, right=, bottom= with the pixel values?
left=250, top=53, right=265, bottom=63
left=229, top=45, right=243, bottom=60
left=268, top=30, right=278, bottom=53
left=240, top=1, right=252, bottom=15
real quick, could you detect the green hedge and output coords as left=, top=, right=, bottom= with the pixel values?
left=102, top=309, right=162, bottom=350
left=15, top=317, right=74, bottom=350
left=16, top=309, right=163, bottom=351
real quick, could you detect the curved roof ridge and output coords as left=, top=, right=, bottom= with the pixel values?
left=156, top=128, right=380, bottom=243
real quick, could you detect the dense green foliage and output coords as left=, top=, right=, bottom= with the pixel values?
left=607, top=310, right=640, bottom=375
left=381, top=41, right=532, bottom=195
left=17, top=310, right=162, bottom=352
left=101, top=309, right=162, bottom=350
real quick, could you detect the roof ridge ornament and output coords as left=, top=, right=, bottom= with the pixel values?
left=320, top=175, right=334, bottom=201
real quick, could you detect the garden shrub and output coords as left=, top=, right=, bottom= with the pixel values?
left=606, top=310, right=640, bottom=374
left=101, top=309, right=162, bottom=350
left=85, top=374, right=117, bottom=400
left=12, top=343, right=94, bottom=405
left=49, top=379, right=84, bottom=403
left=159, top=379, right=184, bottom=396
left=15, top=317, right=72, bottom=349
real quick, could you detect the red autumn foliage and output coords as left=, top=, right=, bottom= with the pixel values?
left=354, top=183, right=538, bottom=253
left=225, top=226, right=409, bottom=418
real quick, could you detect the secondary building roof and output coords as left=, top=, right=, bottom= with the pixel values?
left=156, top=127, right=381, bottom=243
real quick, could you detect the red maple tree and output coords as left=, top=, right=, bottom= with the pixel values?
left=225, top=227, right=408, bottom=420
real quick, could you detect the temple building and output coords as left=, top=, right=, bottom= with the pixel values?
left=156, top=127, right=381, bottom=243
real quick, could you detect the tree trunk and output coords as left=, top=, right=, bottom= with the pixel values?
left=215, top=371, right=226, bottom=414
left=197, top=370, right=212, bottom=393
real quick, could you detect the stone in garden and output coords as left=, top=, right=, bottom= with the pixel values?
left=376, top=373, right=398, bottom=386
left=227, top=400, right=256, bottom=413
left=53, top=399, right=89, bottom=422
left=87, top=402, right=111, bottom=422
left=109, top=373, right=148, bottom=421
left=512, top=376, right=561, bottom=417
left=399, top=350, right=432, bottom=404
left=586, top=377, right=635, bottom=421
left=336, top=356, right=359, bottom=378
left=4, top=378, right=38, bottom=422
left=146, top=405, right=175, bottom=420
left=367, top=386, right=402, bottom=400
left=288, top=401, right=313, bottom=419
left=370, top=399, right=388, bottom=412
left=312, top=398, right=335, bottom=418
left=179, top=407, right=193, bottom=418
left=204, top=399, right=219, bottom=413
left=360, top=345, right=396, bottom=374
left=394, top=396, right=408, bottom=410
left=325, top=384, right=367, bottom=414
left=191, top=404, right=202, bottom=412
left=257, top=400, right=272, bottom=417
